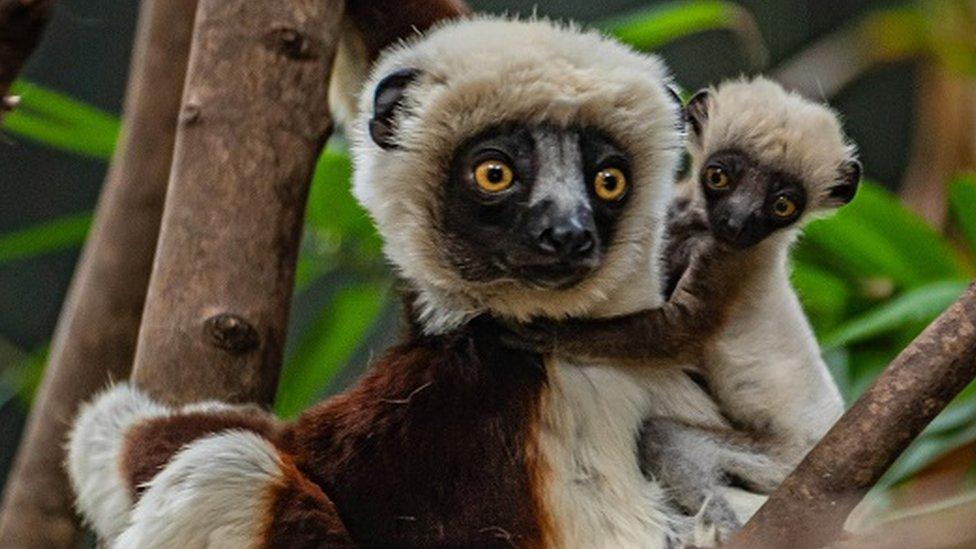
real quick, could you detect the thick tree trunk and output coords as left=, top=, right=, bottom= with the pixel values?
left=0, top=0, right=54, bottom=113
left=727, top=282, right=976, bottom=549
left=129, top=0, right=344, bottom=405
left=0, top=1, right=197, bottom=547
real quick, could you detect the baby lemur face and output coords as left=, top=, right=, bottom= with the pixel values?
left=686, top=77, right=862, bottom=247
left=698, top=148, right=809, bottom=248
left=441, top=124, right=632, bottom=289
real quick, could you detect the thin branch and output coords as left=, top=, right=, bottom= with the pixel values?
left=0, top=1, right=197, bottom=546
left=726, top=282, right=976, bottom=549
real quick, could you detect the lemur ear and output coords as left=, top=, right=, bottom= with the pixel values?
left=369, top=68, right=422, bottom=149
left=827, top=159, right=862, bottom=205
left=684, top=89, right=710, bottom=141
left=665, top=86, right=685, bottom=131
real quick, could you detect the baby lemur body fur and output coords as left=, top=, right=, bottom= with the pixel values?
left=519, top=78, right=861, bottom=541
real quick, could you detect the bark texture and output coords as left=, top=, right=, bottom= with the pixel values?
left=0, top=0, right=54, bottom=112
left=0, top=1, right=197, bottom=547
left=727, top=282, right=976, bottom=549
left=129, top=0, right=344, bottom=406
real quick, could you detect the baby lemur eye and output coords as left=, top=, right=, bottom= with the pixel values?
left=473, top=159, right=515, bottom=193
left=594, top=167, right=628, bottom=201
left=772, top=196, right=798, bottom=218
left=703, top=166, right=730, bottom=190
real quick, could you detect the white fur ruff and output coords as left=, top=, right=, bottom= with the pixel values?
left=67, top=384, right=167, bottom=542
left=113, top=431, right=281, bottom=549
left=350, top=16, right=683, bottom=333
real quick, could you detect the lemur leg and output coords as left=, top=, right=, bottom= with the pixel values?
left=717, top=441, right=794, bottom=494
left=639, top=418, right=741, bottom=545
left=640, top=418, right=792, bottom=545
left=68, top=384, right=353, bottom=547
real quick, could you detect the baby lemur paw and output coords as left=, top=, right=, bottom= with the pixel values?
left=496, top=319, right=557, bottom=354
left=690, top=495, right=741, bottom=547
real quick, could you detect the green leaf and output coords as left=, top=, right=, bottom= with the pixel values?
left=10, top=81, right=120, bottom=136
left=927, top=383, right=976, bottom=435
left=791, top=261, right=851, bottom=335
left=800, top=182, right=965, bottom=289
left=2, top=80, right=120, bottom=160
left=949, top=173, right=976, bottom=254
left=296, top=142, right=383, bottom=292
left=0, top=212, right=92, bottom=264
left=881, top=417, right=976, bottom=488
left=0, top=345, right=48, bottom=409
left=307, top=145, right=381, bottom=247
left=843, top=182, right=966, bottom=280
left=275, top=281, right=388, bottom=418
left=820, top=280, right=968, bottom=350
left=846, top=345, right=896, bottom=399
left=822, top=347, right=853, bottom=403
left=601, top=0, right=766, bottom=66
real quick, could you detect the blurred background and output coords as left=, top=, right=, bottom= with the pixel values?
left=1, top=0, right=974, bottom=534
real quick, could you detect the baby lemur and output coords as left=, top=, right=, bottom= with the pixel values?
left=512, top=77, right=861, bottom=541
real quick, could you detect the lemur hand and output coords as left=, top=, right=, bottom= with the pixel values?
left=497, top=318, right=558, bottom=354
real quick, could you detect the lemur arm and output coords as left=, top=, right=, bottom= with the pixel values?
left=504, top=233, right=742, bottom=360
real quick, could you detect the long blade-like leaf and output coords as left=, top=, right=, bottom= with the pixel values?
left=0, top=212, right=92, bottom=264
left=2, top=80, right=119, bottom=160
left=9, top=81, right=120, bottom=136
left=275, top=281, right=388, bottom=418
left=950, top=173, right=976, bottom=254
left=820, top=280, right=968, bottom=349
left=601, top=0, right=766, bottom=66
left=800, top=182, right=966, bottom=288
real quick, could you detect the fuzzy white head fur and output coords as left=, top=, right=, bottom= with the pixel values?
left=349, top=16, right=684, bottom=333
left=688, top=76, right=859, bottom=217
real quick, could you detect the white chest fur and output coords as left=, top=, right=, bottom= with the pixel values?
left=535, top=355, right=735, bottom=548
left=536, top=357, right=674, bottom=548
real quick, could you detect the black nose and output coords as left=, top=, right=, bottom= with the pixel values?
left=535, top=220, right=595, bottom=257
left=715, top=212, right=743, bottom=240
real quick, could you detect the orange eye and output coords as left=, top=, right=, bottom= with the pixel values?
left=474, top=160, right=515, bottom=193
left=704, top=166, right=730, bottom=190
left=594, top=167, right=627, bottom=201
left=772, top=196, right=798, bottom=218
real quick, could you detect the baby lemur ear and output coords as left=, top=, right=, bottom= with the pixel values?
left=666, top=86, right=685, bottom=131
left=369, top=68, right=422, bottom=149
left=684, top=89, right=710, bottom=142
left=827, top=159, right=862, bottom=205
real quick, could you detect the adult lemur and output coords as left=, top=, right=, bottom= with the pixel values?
left=515, top=77, right=860, bottom=541
left=67, top=10, right=849, bottom=549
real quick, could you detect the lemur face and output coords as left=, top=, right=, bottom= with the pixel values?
left=698, top=149, right=808, bottom=248
left=441, top=124, right=631, bottom=289
left=685, top=78, right=862, bottom=249
left=352, top=18, right=684, bottom=327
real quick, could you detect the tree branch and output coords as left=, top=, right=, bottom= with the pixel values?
left=0, top=0, right=55, bottom=114
left=129, top=0, right=344, bottom=406
left=726, top=282, right=976, bottom=549
left=0, top=1, right=197, bottom=546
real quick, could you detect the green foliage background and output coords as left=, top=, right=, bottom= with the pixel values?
left=1, top=0, right=974, bottom=502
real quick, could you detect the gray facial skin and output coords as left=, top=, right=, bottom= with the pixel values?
left=439, top=123, right=632, bottom=290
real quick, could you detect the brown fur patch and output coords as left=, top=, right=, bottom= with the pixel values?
left=120, top=410, right=281, bottom=498
left=284, top=316, right=552, bottom=547
left=261, top=453, right=355, bottom=548
left=346, top=0, right=470, bottom=61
